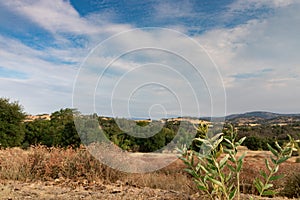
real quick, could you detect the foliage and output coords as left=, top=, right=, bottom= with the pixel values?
left=98, top=117, right=195, bottom=152
left=178, top=124, right=246, bottom=200
left=178, top=124, right=298, bottom=200
left=23, top=108, right=81, bottom=148
left=253, top=135, right=300, bottom=197
left=0, top=98, right=25, bottom=148
left=281, top=172, right=300, bottom=198
left=236, top=124, right=299, bottom=151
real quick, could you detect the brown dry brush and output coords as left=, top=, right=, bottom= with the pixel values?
left=0, top=145, right=197, bottom=194
left=0, top=145, right=122, bottom=183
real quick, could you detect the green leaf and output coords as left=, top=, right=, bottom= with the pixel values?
left=199, top=165, right=209, bottom=174
left=224, top=138, right=233, bottom=146
left=227, top=164, right=235, bottom=172
left=194, top=179, right=207, bottom=191
left=229, top=188, right=237, bottom=200
left=260, top=170, right=267, bottom=180
left=197, top=185, right=207, bottom=191
left=274, top=165, right=279, bottom=173
left=226, top=172, right=232, bottom=182
left=265, top=159, right=272, bottom=172
left=210, top=132, right=223, bottom=142
left=275, top=141, right=283, bottom=153
left=238, top=152, right=246, bottom=162
left=238, top=137, right=246, bottom=145
left=262, top=190, right=276, bottom=196
left=264, top=183, right=273, bottom=190
left=254, top=178, right=263, bottom=192
left=267, top=144, right=279, bottom=157
left=270, top=156, right=277, bottom=165
left=282, top=147, right=292, bottom=155
left=212, top=137, right=224, bottom=150
left=277, top=156, right=289, bottom=165
left=237, top=160, right=243, bottom=172
left=184, top=169, right=200, bottom=178
left=229, top=156, right=236, bottom=163
left=269, top=174, right=284, bottom=181
left=207, top=177, right=223, bottom=187
left=220, top=154, right=229, bottom=169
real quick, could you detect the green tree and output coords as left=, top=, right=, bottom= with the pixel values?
left=0, top=98, right=25, bottom=147
left=49, top=108, right=81, bottom=147
left=23, top=119, right=51, bottom=147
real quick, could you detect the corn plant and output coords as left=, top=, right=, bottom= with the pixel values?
left=253, top=135, right=300, bottom=198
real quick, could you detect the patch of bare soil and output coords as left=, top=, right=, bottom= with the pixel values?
left=0, top=179, right=295, bottom=200
left=0, top=179, right=197, bottom=200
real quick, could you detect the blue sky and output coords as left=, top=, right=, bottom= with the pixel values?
left=0, top=0, right=299, bottom=118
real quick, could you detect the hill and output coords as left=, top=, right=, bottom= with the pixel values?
left=225, top=111, right=300, bottom=125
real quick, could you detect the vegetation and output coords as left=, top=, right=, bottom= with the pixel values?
left=0, top=97, right=300, bottom=198
left=236, top=124, right=300, bottom=151
left=23, top=108, right=81, bottom=149
left=253, top=135, right=298, bottom=198
left=281, top=172, right=300, bottom=198
left=0, top=98, right=25, bottom=148
left=178, top=124, right=299, bottom=200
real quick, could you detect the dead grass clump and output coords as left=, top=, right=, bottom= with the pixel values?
left=124, top=171, right=197, bottom=195
left=0, top=145, right=123, bottom=183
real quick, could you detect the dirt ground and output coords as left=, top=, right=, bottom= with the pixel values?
left=0, top=179, right=296, bottom=200
left=0, top=149, right=299, bottom=200
left=0, top=179, right=196, bottom=200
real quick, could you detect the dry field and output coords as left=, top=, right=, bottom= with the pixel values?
left=0, top=146, right=299, bottom=200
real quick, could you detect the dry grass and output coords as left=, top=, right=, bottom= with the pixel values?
left=0, top=146, right=299, bottom=197
left=0, top=145, right=195, bottom=194
left=0, top=145, right=122, bottom=183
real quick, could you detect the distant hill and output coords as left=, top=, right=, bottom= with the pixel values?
left=225, top=111, right=300, bottom=124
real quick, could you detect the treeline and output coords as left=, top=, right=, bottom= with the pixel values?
left=236, top=124, right=300, bottom=151
left=0, top=97, right=196, bottom=151
left=0, top=97, right=81, bottom=149
left=1, top=98, right=299, bottom=152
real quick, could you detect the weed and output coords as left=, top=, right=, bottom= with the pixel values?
left=178, top=124, right=299, bottom=200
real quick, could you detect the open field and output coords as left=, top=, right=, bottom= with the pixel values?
left=0, top=146, right=299, bottom=199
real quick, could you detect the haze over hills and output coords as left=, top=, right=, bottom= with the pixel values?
left=26, top=111, right=300, bottom=126
left=224, top=111, right=300, bottom=125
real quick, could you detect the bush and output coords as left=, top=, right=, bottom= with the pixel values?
left=179, top=124, right=299, bottom=200
left=281, top=173, right=300, bottom=198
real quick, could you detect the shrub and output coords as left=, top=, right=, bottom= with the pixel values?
left=281, top=173, right=300, bottom=198
left=178, top=124, right=299, bottom=200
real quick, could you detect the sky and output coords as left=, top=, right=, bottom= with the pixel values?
left=0, top=0, right=300, bottom=118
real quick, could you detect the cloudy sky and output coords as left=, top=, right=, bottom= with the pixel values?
left=0, top=0, right=299, bottom=118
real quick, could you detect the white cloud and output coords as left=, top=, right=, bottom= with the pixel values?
left=154, top=1, right=196, bottom=19
left=228, top=0, right=297, bottom=12
left=1, top=0, right=300, bottom=116
left=196, top=3, right=300, bottom=114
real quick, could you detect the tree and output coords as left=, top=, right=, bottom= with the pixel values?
left=0, top=98, right=25, bottom=148
left=48, top=108, right=81, bottom=147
